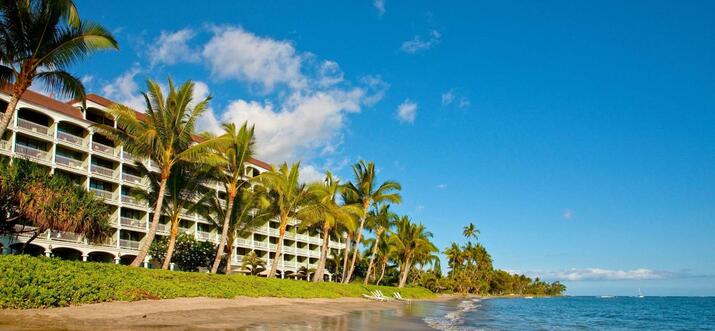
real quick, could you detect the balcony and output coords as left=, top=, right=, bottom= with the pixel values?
left=196, top=231, right=213, bottom=241
left=90, top=188, right=115, bottom=201
left=122, top=172, right=145, bottom=185
left=156, top=223, right=170, bottom=234
left=296, top=248, right=308, bottom=256
left=17, top=119, right=51, bottom=136
left=0, top=140, right=10, bottom=153
left=122, top=151, right=137, bottom=162
left=91, top=141, right=117, bottom=157
left=284, top=261, right=297, bottom=269
left=55, top=155, right=85, bottom=171
left=119, top=239, right=141, bottom=250
left=236, top=238, right=250, bottom=246
left=50, top=230, right=83, bottom=243
left=254, top=227, right=268, bottom=235
left=91, top=164, right=116, bottom=179
left=57, top=131, right=85, bottom=147
left=15, top=145, right=51, bottom=163
left=268, top=228, right=280, bottom=236
left=120, top=217, right=146, bottom=230
left=282, top=246, right=295, bottom=254
left=254, top=241, right=267, bottom=249
left=121, top=195, right=145, bottom=207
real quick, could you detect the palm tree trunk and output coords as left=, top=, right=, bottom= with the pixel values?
left=363, top=231, right=381, bottom=285
left=344, top=204, right=368, bottom=283
left=225, top=232, right=235, bottom=275
left=267, top=218, right=287, bottom=278
left=211, top=191, right=236, bottom=273
left=340, top=233, right=351, bottom=281
left=131, top=174, right=168, bottom=267
left=312, top=225, right=330, bottom=282
left=0, top=82, right=29, bottom=138
left=161, top=214, right=181, bottom=269
left=376, top=260, right=386, bottom=285
left=398, top=255, right=413, bottom=288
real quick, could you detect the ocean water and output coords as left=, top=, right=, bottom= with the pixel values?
left=242, top=296, right=715, bottom=330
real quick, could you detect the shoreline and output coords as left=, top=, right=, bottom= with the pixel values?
left=0, top=296, right=455, bottom=330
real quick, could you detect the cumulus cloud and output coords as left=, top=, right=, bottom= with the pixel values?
left=373, top=0, right=385, bottom=16
left=100, top=66, right=146, bottom=110
left=563, top=209, right=573, bottom=220
left=436, top=184, right=448, bottom=189
left=149, top=29, right=200, bottom=66
left=202, top=26, right=305, bottom=91
left=318, top=60, right=344, bottom=87
left=401, top=30, right=441, bottom=54
left=299, top=164, right=326, bottom=183
left=442, top=89, right=470, bottom=109
left=396, top=99, right=417, bottom=123
left=441, top=91, right=454, bottom=106
left=527, top=268, right=681, bottom=281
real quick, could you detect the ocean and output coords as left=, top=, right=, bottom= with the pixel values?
left=243, top=296, right=715, bottom=330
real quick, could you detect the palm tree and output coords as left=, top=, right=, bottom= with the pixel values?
left=199, top=122, right=257, bottom=274
left=363, top=204, right=397, bottom=284
left=302, top=172, right=359, bottom=282
left=390, top=216, right=435, bottom=288
left=136, top=161, right=213, bottom=269
left=443, top=242, right=464, bottom=272
left=257, top=162, right=319, bottom=278
left=241, top=250, right=266, bottom=276
left=342, top=160, right=401, bottom=283
left=0, top=0, right=118, bottom=137
left=98, top=78, right=214, bottom=267
left=463, top=222, right=479, bottom=242
left=197, top=185, right=273, bottom=274
left=373, top=233, right=393, bottom=285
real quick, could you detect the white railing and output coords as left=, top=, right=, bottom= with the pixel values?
left=17, top=118, right=50, bottom=135
left=179, top=227, right=192, bottom=234
left=254, top=241, right=267, bottom=249
left=120, top=217, right=146, bottom=230
left=254, top=227, right=268, bottom=235
left=54, top=155, right=84, bottom=170
left=91, top=238, right=116, bottom=247
left=269, top=243, right=277, bottom=250
left=296, top=248, right=308, bottom=256
left=0, top=140, right=10, bottom=151
left=57, top=131, right=84, bottom=146
left=236, top=238, right=251, bottom=246
left=121, top=195, right=144, bottom=206
left=269, top=228, right=280, bottom=236
left=50, top=230, right=83, bottom=243
left=90, top=188, right=115, bottom=200
left=92, top=141, right=116, bottom=156
left=122, top=151, right=137, bottom=162
left=91, top=164, right=116, bottom=178
left=119, top=239, right=141, bottom=250
left=156, top=223, right=169, bottom=234
left=295, top=233, right=308, bottom=241
left=284, top=261, right=297, bottom=268
left=196, top=231, right=213, bottom=241
left=283, top=246, right=295, bottom=254
left=15, top=145, right=49, bottom=161
left=122, top=172, right=144, bottom=185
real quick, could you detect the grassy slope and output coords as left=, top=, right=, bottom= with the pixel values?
left=0, top=255, right=435, bottom=309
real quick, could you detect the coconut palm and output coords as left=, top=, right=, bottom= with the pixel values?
left=302, top=172, right=359, bottom=282
left=0, top=0, right=118, bottom=137
left=443, top=242, right=464, bottom=272
left=342, top=160, right=401, bottom=283
left=197, top=185, right=273, bottom=274
left=390, top=216, right=435, bottom=288
left=257, top=162, right=320, bottom=278
left=463, top=222, right=479, bottom=243
left=199, top=122, right=257, bottom=273
left=363, top=204, right=397, bottom=284
left=372, top=232, right=394, bottom=285
left=135, top=161, right=214, bottom=269
left=97, top=78, right=214, bottom=267
left=241, top=250, right=266, bottom=276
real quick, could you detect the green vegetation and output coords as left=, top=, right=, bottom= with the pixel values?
left=0, top=255, right=435, bottom=309
left=148, top=234, right=218, bottom=272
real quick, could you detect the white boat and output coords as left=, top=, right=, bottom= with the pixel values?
left=637, top=288, right=645, bottom=298
left=600, top=295, right=614, bottom=298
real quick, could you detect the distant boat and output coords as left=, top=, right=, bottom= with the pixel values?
left=637, top=288, right=645, bottom=298
left=524, top=296, right=534, bottom=299
left=600, top=295, right=614, bottom=298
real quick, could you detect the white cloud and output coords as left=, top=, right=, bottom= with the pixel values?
left=528, top=268, right=677, bottom=281
left=149, top=29, right=200, bottom=66
left=458, top=97, right=470, bottom=108
left=563, top=209, right=573, bottom=220
left=401, top=30, right=441, bottom=54
left=202, top=26, right=306, bottom=91
left=396, top=99, right=417, bottom=123
left=318, top=60, right=344, bottom=87
left=100, top=66, right=145, bottom=110
left=80, top=75, right=94, bottom=85
left=436, top=184, right=448, bottom=189
left=441, top=90, right=454, bottom=106
left=299, top=164, right=326, bottom=183
left=442, top=89, right=470, bottom=109
left=373, top=0, right=386, bottom=16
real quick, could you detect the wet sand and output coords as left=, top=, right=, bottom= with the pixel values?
left=0, top=297, right=413, bottom=330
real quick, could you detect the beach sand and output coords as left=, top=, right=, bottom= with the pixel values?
left=0, top=297, right=413, bottom=330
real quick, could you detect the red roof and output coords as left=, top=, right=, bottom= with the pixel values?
left=1, top=86, right=86, bottom=122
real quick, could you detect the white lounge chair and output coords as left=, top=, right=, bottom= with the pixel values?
left=393, top=292, right=410, bottom=303
left=362, top=290, right=388, bottom=301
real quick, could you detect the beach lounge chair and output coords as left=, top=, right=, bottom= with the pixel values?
left=393, top=292, right=411, bottom=302
left=375, top=290, right=395, bottom=301
left=362, top=290, right=388, bottom=301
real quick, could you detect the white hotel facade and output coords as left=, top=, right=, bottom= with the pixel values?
left=0, top=89, right=345, bottom=279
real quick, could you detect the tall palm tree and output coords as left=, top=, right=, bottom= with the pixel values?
left=136, top=161, right=214, bottom=269
left=372, top=232, right=393, bottom=285
left=302, top=172, right=359, bottom=282
left=0, top=0, right=118, bottom=137
left=390, top=216, right=435, bottom=288
left=342, top=160, right=401, bottom=283
left=98, top=78, right=214, bottom=267
left=240, top=250, right=266, bottom=276
left=463, top=222, right=479, bottom=242
left=444, top=242, right=464, bottom=272
left=199, top=122, right=257, bottom=274
left=197, top=185, right=273, bottom=274
left=257, top=162, right=319, bottom=278
left=363, top=204, right=397, bottom=284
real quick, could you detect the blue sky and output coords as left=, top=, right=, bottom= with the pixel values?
left=68, top=0, right=714, bottom=295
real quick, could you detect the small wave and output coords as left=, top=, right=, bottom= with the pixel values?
left=423, top=300, right=483, bottom=331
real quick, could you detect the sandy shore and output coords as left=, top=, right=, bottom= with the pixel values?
left=0, top=297, right=421, bottom=330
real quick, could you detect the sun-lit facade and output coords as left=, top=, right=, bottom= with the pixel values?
left=0, top=89, right=345, bottom=279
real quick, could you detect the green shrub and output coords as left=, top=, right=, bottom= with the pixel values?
left=0, top=255, right=435, bottom=309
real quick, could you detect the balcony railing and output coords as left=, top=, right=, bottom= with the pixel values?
left=119, top=239, right=141, bottom=250
left=254, top=227, right=268, bottom=235
left=91, top=141, right=116, bottom=156
left=91, top=164, right=116, bottom=178
left=55, top=155, right=85, bottom=170
left=0, top=140, right=10, bottom=152
left=122, top=172, right=144, bottom=185
left=50, top=230, right=83, bottom=243
left=254, top=241, right=267, bottom=249
left=284, top=261, right=297, bottom=268
left=156, top=223, right=169, bottom=234
left=196, top=231, right=213, bottom=241
left=268, top=228, right=280, bottom=236
left=121, top=195, right=144, bottom=207
left=120, top=217, right=147, bottom=230
left=15, top=145, right=49, bottom=162
left=17, top=118, right=50, bottom=136
left=296, top=248, right=308, bottom=256
left=90, top=188, right=115, bottom=200
left=122, top=151, right=137, bottom=162
left=236, top=238, right=250, bottom=246
left=57, top=131, right=84, bottom=147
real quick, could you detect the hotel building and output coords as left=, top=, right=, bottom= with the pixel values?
left=0, top=89, right=345, bottom=280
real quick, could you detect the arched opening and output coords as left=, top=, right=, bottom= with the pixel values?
left=87, top=251, right=115, bottom=263
left=9, top=242, right=45, bottom=256
left=85, top=107, right=114, bottom=126
left=0, top=99, right=8, bottom=114
left=56, top=121, right=87, bottom=147
left=16, top=108, right=54, bottom=137
left=52, top=247, right=83, bottom=261
left=119, top=254, right=137, bottom=265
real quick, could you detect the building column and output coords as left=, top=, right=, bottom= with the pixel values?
left=82, top=254, right=88, bottom=262
left=328, top=274, right=332, bottom=282
left=114, top=256, right=120, bottom=264
left=44, top=250, right=52, bottom=258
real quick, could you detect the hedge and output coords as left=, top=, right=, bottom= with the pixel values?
left=0, top=255, right=435, bottom=309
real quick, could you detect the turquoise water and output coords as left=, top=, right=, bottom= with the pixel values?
left=242, top=296, right=715, bottom=330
